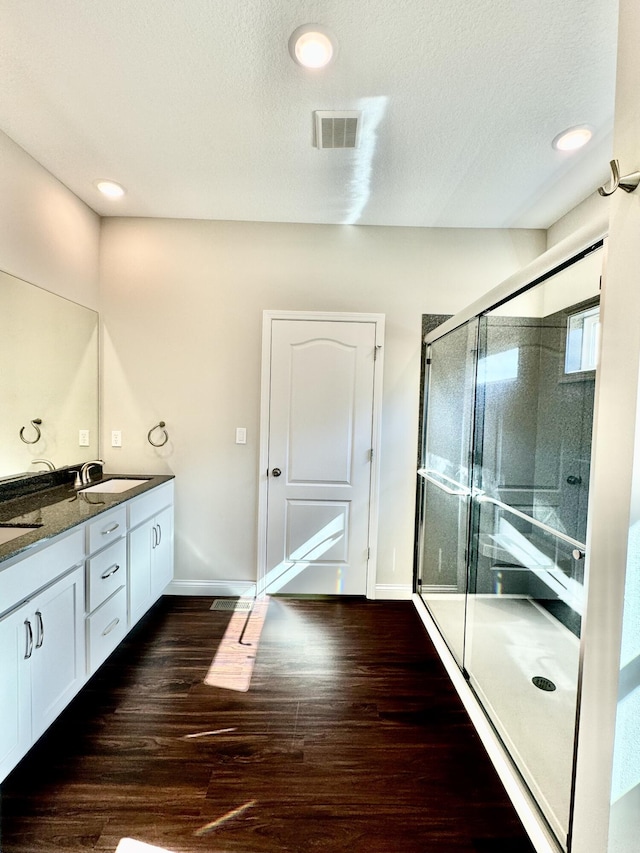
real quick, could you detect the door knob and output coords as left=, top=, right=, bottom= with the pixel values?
left=566, top=475, right=582, bottom=485
left=271, top=468, right=282, bottom=477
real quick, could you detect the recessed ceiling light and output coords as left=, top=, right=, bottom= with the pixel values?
left=95, top=179, right=126, bottom=198
left=289, top=24, right=335, bottom=69
left=552, top=126, right=593, bottom=152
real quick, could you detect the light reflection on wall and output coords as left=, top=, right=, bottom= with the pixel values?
left=477, top=347, right=520, bottom=384
left=609, top=519, right=640, bottom=811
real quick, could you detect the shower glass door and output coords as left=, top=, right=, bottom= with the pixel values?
left=466, top=249, right=601, bottom=845
left=417, top=319, right=477, bottom=665
left=417, top=245, right=602, bottom=849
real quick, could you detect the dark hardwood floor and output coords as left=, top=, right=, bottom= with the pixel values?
left=0, top=597, right=536, bottom=853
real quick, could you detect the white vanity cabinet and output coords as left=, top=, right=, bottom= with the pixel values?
left=0, top=478, right=174, bottom=783
left=85, top=509, right=128, bottom=673
left=0, top=599, right=33, bottom=780
left=0, top=531, right=85, bottom=781
left=128, top=482, right=174, bottom=626
left=29, top=566, right=85, bottom=740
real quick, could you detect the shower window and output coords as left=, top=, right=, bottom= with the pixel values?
left=416, top=244, right=603, bottom=849
left=565, top=304, right=600, bottom=374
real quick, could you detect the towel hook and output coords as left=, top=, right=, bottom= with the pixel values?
left=147, top=420, right=169, bottom=448
left=598, top=159, right=640, bottom=197
left=20, top=418, right=43, bottom=444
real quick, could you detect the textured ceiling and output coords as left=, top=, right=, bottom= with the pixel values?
left=0, top=0, right=618, bottom=228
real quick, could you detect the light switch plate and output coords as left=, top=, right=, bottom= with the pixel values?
left=79, top=429, right=90, bottom=447
left=235, top=427, right=247, bottom=445
left=111, top=430, right=122, bottom=447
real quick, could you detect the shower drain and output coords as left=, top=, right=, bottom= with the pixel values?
left=532, top=676, right=556, bottom=692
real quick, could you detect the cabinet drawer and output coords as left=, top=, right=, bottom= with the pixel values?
left=128, top=482, right=173, bottom=529
left=87, top=586, right=127, bottom=674
left=87, top=539, right=126, bottom=613
left=87, top=507, right=127, bottom=555
left=0, top=529, right=85, bottom=618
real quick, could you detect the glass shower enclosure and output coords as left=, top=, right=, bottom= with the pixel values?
left=416, top=244, right=603, bottom=849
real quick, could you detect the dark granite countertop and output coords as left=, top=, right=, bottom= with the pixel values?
left=0, top=473, right=174, bottom=567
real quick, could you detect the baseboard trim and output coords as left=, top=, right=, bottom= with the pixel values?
left=166, top=580, right=257, bottom=598
left=374, top=583, right=412, bottom=600
left=411, top=594, right=561, bottom=853
left=167, top=579, right=411, bottom=601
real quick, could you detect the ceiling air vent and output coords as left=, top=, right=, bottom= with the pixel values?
left=314, top=110, right=362, bottom=149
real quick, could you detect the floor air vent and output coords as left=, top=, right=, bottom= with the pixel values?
left=314, top=111, right=361, bottom=149
left=210, top=599, right=253, bottom=612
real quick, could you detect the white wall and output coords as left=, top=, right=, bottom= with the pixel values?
left=99, top=218, right=544, bottom=595
left=606, top=0, right=640, bottom=847
left=546, top=191, right=609, bottom=250
left=570, top=1, right=640, bottom=850
left=0, top=130, right=99, bottom=306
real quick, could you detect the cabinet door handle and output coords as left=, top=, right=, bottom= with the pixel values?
left=35, top=610, right=44, bottom=648
left=102, top=522, right=120, bottom=535
left=102, top=617, right=120, bottom=637
left=101, top=563, right=120, bottom=580
left=24, top=619, right=33, bottom=659
left=151, top=525, right=157, bottom=549
left=156, top=524, right=162, bottom=546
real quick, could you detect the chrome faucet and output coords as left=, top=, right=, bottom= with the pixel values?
left=80, top=460, right=104, bottom=485
left=31, top=459, right=55, bottom=471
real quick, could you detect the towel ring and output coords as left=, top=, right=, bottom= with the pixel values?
left=20, top=418, right=43, bottom=444
left=147, top=421, right=169, bottom=448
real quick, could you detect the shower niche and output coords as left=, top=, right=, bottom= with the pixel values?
left=415, top=242, right=603, bottom=849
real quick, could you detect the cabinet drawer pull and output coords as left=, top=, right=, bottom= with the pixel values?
left=35, top=610, right=44, bottom=648
left=24, top=619, right=33, bottom=659
left=102, top=617, right=120, bottom=637
left=102, top=522, right=120, bottom=535
left=101, top=563, right=121, bottom=580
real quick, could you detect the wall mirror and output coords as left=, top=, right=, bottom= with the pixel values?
left=0, top=269, right=99, bottom=480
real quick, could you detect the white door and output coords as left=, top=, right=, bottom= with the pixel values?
left=260, top=317, right=382, bottom=596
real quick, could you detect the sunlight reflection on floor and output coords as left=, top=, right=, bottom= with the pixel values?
left=194, top=799, right=257, bottom=836
left=115, top=839, right=175, bottom=853
left=204, top=596, right=270, bottom=691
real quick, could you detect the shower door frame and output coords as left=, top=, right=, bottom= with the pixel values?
left=415, top=319, right=480, bottom=670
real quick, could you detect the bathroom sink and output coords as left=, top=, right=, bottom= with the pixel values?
left=81, top=478, right=150, bottom=494
left=0, top=524, right=43, bottom=546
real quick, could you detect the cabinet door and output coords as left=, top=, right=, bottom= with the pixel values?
left=129, top=519, right=153, bottom=625
left=30, top=566, right=85, bottom=740
left=0, top=602, right=31, bottom=780
left=152, top=506, right=174, bottom=598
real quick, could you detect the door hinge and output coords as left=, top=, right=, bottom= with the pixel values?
left=374, top=345, right=382, bottom=361
left=426, top=357, right=432, bottom=365
left=369, top=448, right=374, bottom=461
left=367, top=547, right=371, bottom=560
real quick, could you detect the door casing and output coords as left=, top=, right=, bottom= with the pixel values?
left=257, top=310, right=385, bottom=599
